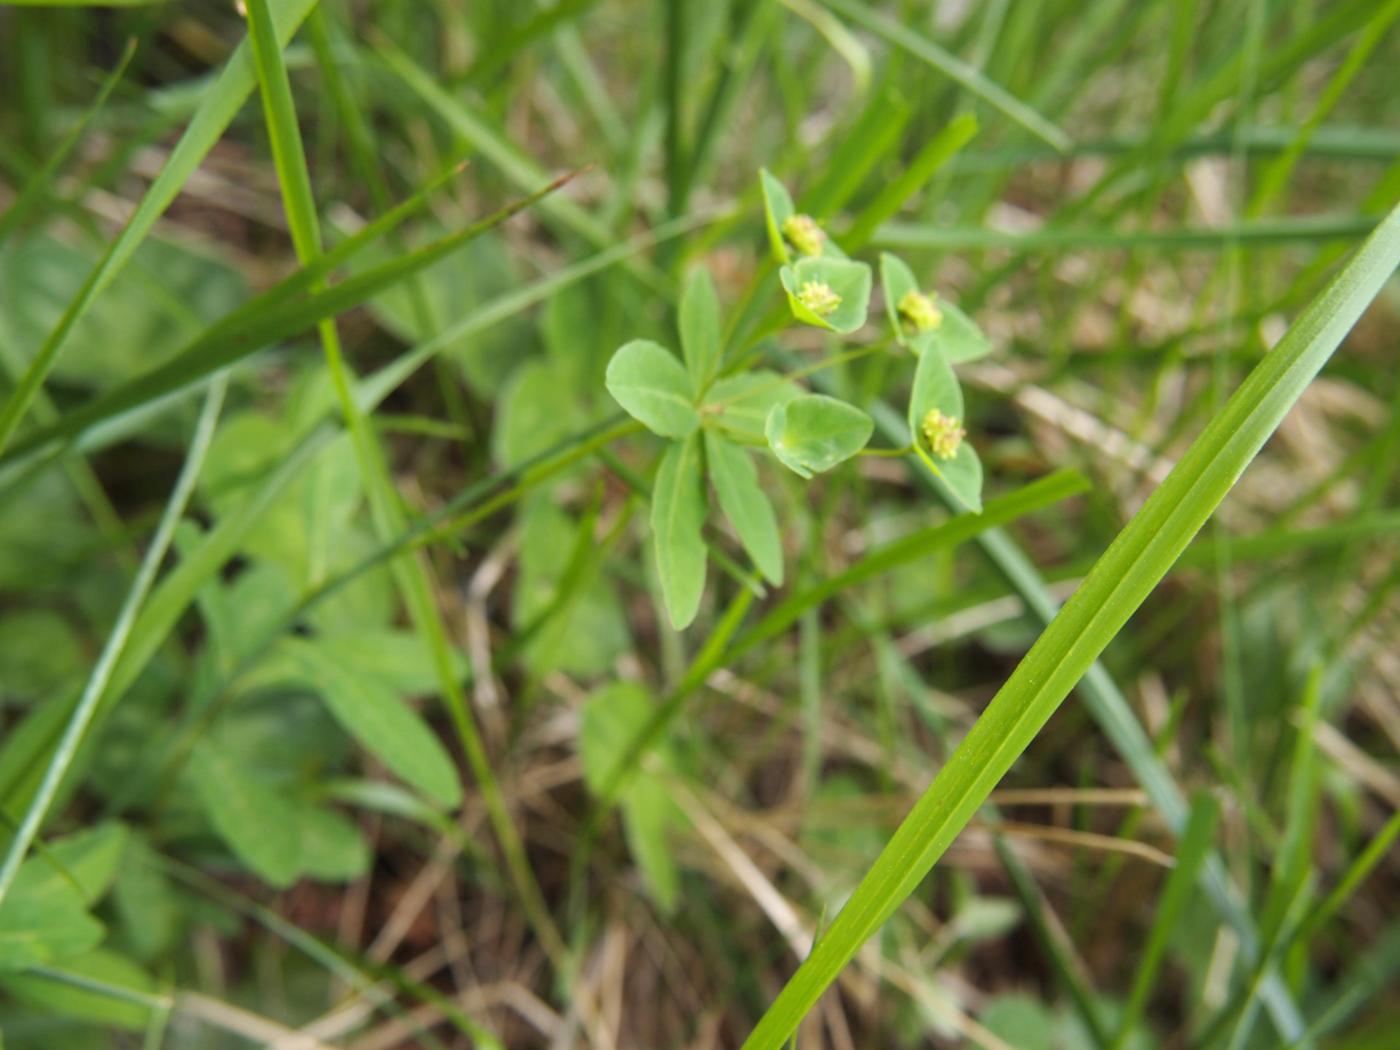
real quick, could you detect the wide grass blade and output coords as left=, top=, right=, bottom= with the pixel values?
left=740, top=201, right=1400, bottom=1050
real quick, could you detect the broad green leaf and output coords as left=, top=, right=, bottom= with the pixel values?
left=0, top=609, right=81, bottom=704
left=0, top=948, right=154, bottom=1031
left=580, top=683, right=681, bottom=911
left=42, top=823, right=129, bottom=908
left=907, top=345, right=983, bottom=513
left=760, top=168, right=797, bottom=264
left=779, top=257, right=872, bottom=333
left=765, top=394, right=873, bottom=478
left=190, top=739, right=302, bottom=888
left=513, top=496, right=630, bottom=677
left=739, top=199, right=1400, bottom=1050
left=279, top=637, right=463, bottom=809
left=705, top=431, right=784, bottom=585
left=650, top=433, right=708, bottom=630
left=495, top=359, right=585, bottom=467
left=622, top=785, right=681, bottom=913
left=703, top=371, right=802, bottom=445
left=679, top=266, right=722, bottom=391
left=0, top=857, right=104, bottom=972
left=605, top=339, right=700, bottom=438
left=296, top=804, right=371, bottom=882
left=112, top=834, right=180, bottom=963
left=980, top=995, right=1056, bottom=1050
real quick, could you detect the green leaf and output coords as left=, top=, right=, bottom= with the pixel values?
left=907, top=345, right=983, bottom=513
left=930, top=300, right=993, bottom=363
left=739, top=199, right=1400, bottom=1050
left=650, top=433, right=708, bottom=630
left=0, top=948, right=155, bottom=1031
left=42, top=823, right=129, bottom=908
left=679, top=266, right=723, bottom=392
left=879, top=251, right=991, bottom=362
left=765, top=394, right=873, bottom=478
left=605, top=339, right=700, bottom=438
left=190, top=739, right=302, bottom=888
left=279, top=637, right=463, bottom=809
left=760, top=168, right=797, bottom=264
left=704, top=431, right=784, bottom=585
left=878, top=251, right=920, bottom=347
left=779, top=257, right=872, bottom=333
left=495, top=359, right=585, bottom=467
left=295, top=804, right=371, bottom=882
left=580, top=683, right=681, bottom=911
left=0, top=860, right=104, bottom=972
left=703, top=371, right=802, bottom=445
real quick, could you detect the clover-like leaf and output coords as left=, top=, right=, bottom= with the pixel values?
left=651, top=432, right=708, bottom=629
left=779, top=257, right=872, bottom=334
left=606, top=339, right=699, bottom=438
left=705, top=431, right=784, bottom=585
left=679, top=265, right=722, bottom=391
left=765, top=394, right=873, bottom=478
left=907, top=343, right=983, bottom=513
left=880, top=251, right=991, bottom=362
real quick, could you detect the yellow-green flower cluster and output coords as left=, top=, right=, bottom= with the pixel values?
left=782, top=214, right=826, bottom=257
left=796, top=280, right=841, bottom=317
left=920, top=408, right=965, bottom=460
left=898, top=289, right=942, bottom=333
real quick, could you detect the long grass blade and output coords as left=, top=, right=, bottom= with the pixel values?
left=0, top=372, right=227, bottom=908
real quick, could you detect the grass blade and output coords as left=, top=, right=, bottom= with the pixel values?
left=0, top=373, right=227, bottom=908
left=1110, top=792, right=1219, bottom=1050
left=815, top=0, right=1070, bottom=152
left=741, top=201, right=1400, bottom=1050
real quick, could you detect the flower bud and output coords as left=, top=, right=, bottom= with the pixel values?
left=782, top=214, right=826, bottom=257
left=898, top=289, right=942, bottom=333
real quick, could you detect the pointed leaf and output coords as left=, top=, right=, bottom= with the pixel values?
left=765, top=394, right=873, bottom=478
left=760, top=168, right=797, bottom=264
left=679, top=266, right=722, bottom=392
left=907, top=344, right=982, bottom=513
left=190, top=740, right=302, bottom=887
left=932, top=300, right=993, bottom=363
left=705, top=431, right=783, bottom=585
left=280, top=637, right=463, bottom=808
left=879, top=251, right=920, bottom=347
left=605, top=339, right=699, bottom=437
left=779, top=257, right=871, bottom=334
left=650, top=433, right=708, bottom=629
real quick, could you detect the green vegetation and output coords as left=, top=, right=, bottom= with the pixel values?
left=0, top=2, right=1397, bottom=1048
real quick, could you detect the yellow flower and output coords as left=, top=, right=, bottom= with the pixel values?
left=782, top=214, right=826, bottom=257
left=796, top=280, right=841, bottom=317
left=898, top=289, right=942, bottom=333
left=921, top=408, right=965, bottom=460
